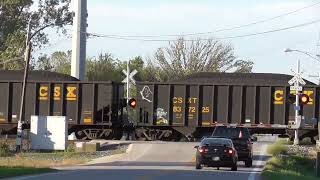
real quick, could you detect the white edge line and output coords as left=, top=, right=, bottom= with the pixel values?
left=248, top=144, right=268, bottom=180
left=7, top=170, right=82, bottom=180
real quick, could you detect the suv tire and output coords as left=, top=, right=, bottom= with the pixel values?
left=195, top=158, right=202, bottom=169
left=245, top=159, right=253, bottom=167
left=231, top=164, right=237, bottom=171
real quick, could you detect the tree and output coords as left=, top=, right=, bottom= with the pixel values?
left=148, top=38, right=254, bottom=81
left=36, top=50, right=71, bottom=74
left=86, top=53, right=123, bottom=81
left=0, top=0, right=72, bottom=70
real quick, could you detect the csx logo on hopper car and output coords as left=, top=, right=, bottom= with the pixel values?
left=274, top=90, right=313, bottom=105
left=39, top=86, right=77, bottom=101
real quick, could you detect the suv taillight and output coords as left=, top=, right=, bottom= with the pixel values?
left=199, top=147, right=209, bottom=154
left=224, top=148, right=235, bottom=156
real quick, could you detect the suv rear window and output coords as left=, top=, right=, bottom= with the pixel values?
left=201, top=138, right=233, bottom=147
left=212, top=126, right=250, bottom=139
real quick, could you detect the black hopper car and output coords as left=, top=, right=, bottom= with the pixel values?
left=0, top=71, right=318, bottom=142
left=0, top=70, right=125, bottom=140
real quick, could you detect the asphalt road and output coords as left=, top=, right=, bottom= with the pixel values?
left=9, top=135, right=275, bottom=180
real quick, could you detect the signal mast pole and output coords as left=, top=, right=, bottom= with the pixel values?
left=126, top=60, right=130, bottom=102
left=294, top=60, right=301, bottom=145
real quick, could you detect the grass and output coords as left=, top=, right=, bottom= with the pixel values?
left=266, top=139, right=290, bottom=156
left=0, top=166, right=55, bottom=178
left=262, top=156, right=318, bottom=180
left=0, top=152, right=89, bottom=168
left=262, top=139, right=318, bottom=180
left=0, top=147, right=126, bottom=168
left=0, top=141, right=127, bottom=178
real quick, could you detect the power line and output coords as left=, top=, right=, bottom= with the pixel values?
left=34, top=36, right=71, bottom=52
left=87, top=19, right=320, bottom=42
left=97, top=0, right=320, bottom=38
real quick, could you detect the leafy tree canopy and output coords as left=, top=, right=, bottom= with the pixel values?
left=147, top=38, right=254, bottom=81
left=0, top=0, right=72, bottom=70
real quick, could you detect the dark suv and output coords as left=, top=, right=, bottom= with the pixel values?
left=211, top=126, right=255, bottom=167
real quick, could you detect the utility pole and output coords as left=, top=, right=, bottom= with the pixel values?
left=16, top=18, right=32, bottom=152
left=71, top=0, right=87, bottom=80
left=288, top=60, right=305, bottom=145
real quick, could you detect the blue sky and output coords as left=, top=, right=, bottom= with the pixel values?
left=36, top=0, right=320, bottom=83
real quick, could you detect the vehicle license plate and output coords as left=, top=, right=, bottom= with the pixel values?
left=212, top=157, right=220, bottom=161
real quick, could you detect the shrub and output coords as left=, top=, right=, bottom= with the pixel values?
left=66, top=143, right=76, bottom=153
left=0, top=142, right=10, bottom=157
left=267, top=143, right=288, bottom=156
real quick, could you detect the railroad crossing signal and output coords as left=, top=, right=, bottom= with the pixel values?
left=287, top=93, right=309, bottom=105
left=121, top=98, right=137, bottom=108
left=122, top=69, right=137, bottom=86
left=300, top=94, right=309, bottom=104
left=290, top=86, right=302, bottom=91
left=288, top=70, right=306, bottom=86
left=128, top=98, right=137, bottom=108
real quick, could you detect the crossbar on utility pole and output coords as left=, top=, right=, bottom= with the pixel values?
left=16, top=18, right=32, bottom=152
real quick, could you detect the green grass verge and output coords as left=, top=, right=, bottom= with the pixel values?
left=0, top=167, right=55, bottom=178
left=266, top=142, right=288, bottom=156
left=262, top=140, right=318, bottom=180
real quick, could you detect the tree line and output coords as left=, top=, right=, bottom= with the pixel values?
left=1, top=0, right=254, bottom=82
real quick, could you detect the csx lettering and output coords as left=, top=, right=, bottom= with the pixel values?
left=172, top=97, right=198, bottom=104
left=173, top=97, right=183, bottom=104
left=304, top=90, right=313, bottom=105
left=188, top=98, right=197, bottom=104
left=274, top=90, right=283, bottom=105
left=39, top=86, right=48, bottom=100
left=54, top=86, right=61, bottom=100
left=66, top=87, right=77, bottom=101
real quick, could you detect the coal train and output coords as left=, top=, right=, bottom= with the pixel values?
left=0, top=71, right=318, bottom=142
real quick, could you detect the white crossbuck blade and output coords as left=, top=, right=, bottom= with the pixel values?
left=288, top=77, right=296, bottom=85
left=122, top=69, right=137, bottom=85
left=288, top=74, right=306, bottom=86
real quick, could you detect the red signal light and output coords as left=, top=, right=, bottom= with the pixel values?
left=299, top=94, right=309, bottom=105
left=128, top=98, right=137, bottom=108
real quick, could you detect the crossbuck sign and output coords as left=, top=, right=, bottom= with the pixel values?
left=122, top=69, right=137, bottom=85
left=288, top=70, right=305, bottom=91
